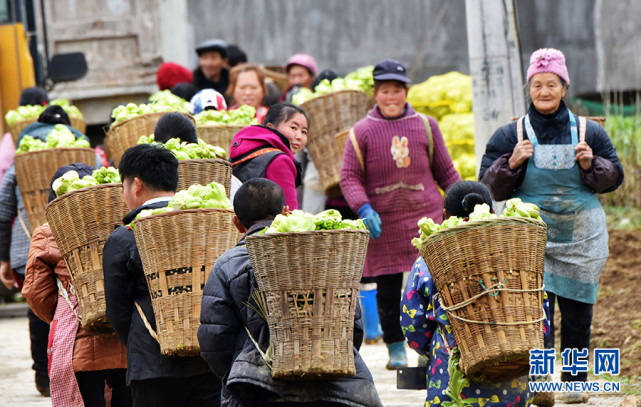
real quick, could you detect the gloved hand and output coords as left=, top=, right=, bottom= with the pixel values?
left=357, top=203, right=382, bottom=239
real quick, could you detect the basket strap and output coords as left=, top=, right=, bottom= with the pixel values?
left=348, top=128, right=365, bottom=172
left=432, top=293, right=453, bottom=349
left=418, top=114, right=434, bottom=170
left=578, top=116, right=587, bottom=143
left=516, top=116, right=525, bottom=143
left=56, top=278, right=82, bottom=323
left=135, top=301, right=160, bottom=343
left=17, top=211, right=31, bottom=239
left=230, top=148, right=281, bottom=167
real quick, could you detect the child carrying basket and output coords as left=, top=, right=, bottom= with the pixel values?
left=401, top=181, right=550, bottom=407
left=198, top=178, right=382, bottom=407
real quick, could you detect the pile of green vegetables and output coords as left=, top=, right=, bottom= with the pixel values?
left=5, top=99, right=84, bottom=126
left=407, top=72, right=476, bottom=181
left=133, top=182, right=232, bottom=225
left=137, top=135, right=227, bottom=159
left=111, top=100, right=190, bottom=126
left=148, top=90, right=191, bottom=109
left=411, top=198, right=542, bottom=249
left=194, top=105, right=257, bottom=126
left=262, top=209, right=365, bottom=234
left=52, top=166, right=121, bottom=197
left=16, top=125, right=90, bottom=154
left=292, top=66, right=374, bottom=105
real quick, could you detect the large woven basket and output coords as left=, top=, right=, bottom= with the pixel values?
left=45, top=184, right=129, bottom=335
left=9, top=117, right=87, bottom=146
left=418, top=217, right=547, bottom=381
left=301, top=90, right=368, bottom=197
left=196, top=124, right=248, bottom=156
left=262, top=65, right=290, bottom=92
left=9, top=118, right=37, bottom=145
left=177, top=159, right=232, bottom=193
left=70, top=117, right=87, bottom=134
left=245, top=229, right=369, bottom=379
left=133, top=208, right=241, bottom=356
left=108, top=112, right=194, bottom=166
left=15, top=148, right=96, bottom=233
left=334, top=129, right=350, bottom=159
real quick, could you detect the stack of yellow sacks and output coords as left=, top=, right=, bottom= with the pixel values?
left=408, top=72, right=476, bottom=180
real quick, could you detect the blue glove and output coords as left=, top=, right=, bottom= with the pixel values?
left=357, top=203, right=382, bottom=239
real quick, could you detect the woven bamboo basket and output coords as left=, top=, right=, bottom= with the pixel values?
left=9, top=118, right=37, bottom=145
left=418, top=217, right=547, bottom=381
left=196, top=124, right=248, bottom=156
left=177, top=159, right=232, bottom=194
left=14, top=148, right=95, bottom=233
left=301, top=90, right=368, bottom=198
left=245, top=229, right=369, bottom=379
left=9, top=117, right=87, bottom=146
left=334, top=129, right=350, bottom=159
left=45, top=184, right=129, bottom=335
left=262, top=65, right=290, bottom=92
left=70, top=117, right=87, bottom=134
left=133, top=208, right=241, bottom=356
left=108, top=112, right=195, bottom=166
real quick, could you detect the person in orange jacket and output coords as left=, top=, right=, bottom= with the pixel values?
left=23, top=163, right=131, bottom=406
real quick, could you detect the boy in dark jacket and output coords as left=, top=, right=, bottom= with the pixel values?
left=198, top=178, right=382, bottom=407
left=103, top=144, right=221, bottom=407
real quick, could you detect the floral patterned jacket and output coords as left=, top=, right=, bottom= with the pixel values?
left=401, top=257, right=550, bottom=407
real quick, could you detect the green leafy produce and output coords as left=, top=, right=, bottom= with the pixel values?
left=50, top=99, right=84, bottom=119
left=501, top=198, right=541, bottom=220
left=16, top=125, right=90, bottom=154
left=137, top=134, right=227, bottom=159
left=292, top=66, right=374, bottom=105
left=468, top=203, right=496, bottom=221
left=194, top=104, right=257, bottom=125
left=111, top=100, right=190, bottom=126
left=408, top=72, right=476, bottom=181
left=263, top=209, right=366, bottom=234
left=149, top=90, right=190, bottom=110
left=442, top=347, right=472, bottom=407
left=92, top=166, right=121, bottom=184
left=132, top=182, right=232, bottom=227
left=5, top=99, right=84, bottom=126
left=411, top=199, right=541, bottom=248
left=170, top=182, right=231, bottom=210
left=52, top=166, right=121, bottom=197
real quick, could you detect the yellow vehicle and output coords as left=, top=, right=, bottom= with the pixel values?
left=0, top=1, right=36, bottom=135
left=0, top=0, right=86, bottom=136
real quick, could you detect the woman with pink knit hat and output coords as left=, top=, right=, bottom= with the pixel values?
left=278, top=53, right=318, bottom=102
left=479, top=48, right=624, bottom=405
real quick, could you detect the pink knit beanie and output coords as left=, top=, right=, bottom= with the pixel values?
left=526, top=48, right=570, bottom=85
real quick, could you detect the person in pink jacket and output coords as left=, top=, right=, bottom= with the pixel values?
left=230, top=103, right=308, bottom=209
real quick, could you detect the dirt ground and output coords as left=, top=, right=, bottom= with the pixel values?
left=590, top=229, right=641, bottom=379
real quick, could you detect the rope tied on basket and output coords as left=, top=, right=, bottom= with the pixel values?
left=135, top=301, right=160, bottom=342
left=478, top=277, right=507, bottom=297
left=438, top=281, right=547, bottom=326
left=57, top=278, right=82, bottom=323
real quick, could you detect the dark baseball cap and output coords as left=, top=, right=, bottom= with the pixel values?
left=372, top=59, right=410, bottom=83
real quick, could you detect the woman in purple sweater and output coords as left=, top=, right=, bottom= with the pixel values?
left=340, top=60, right=461, bottom=369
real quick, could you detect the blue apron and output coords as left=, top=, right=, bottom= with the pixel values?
left=514, top=112, right=608, bottom=304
